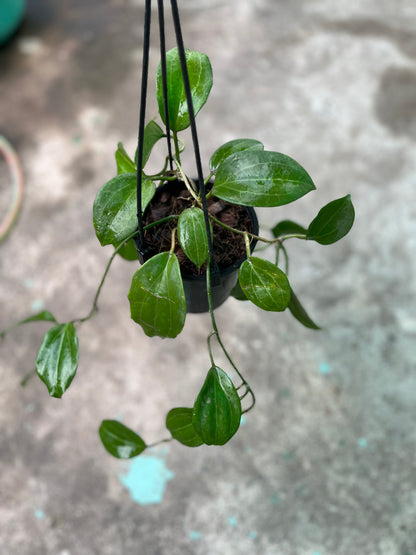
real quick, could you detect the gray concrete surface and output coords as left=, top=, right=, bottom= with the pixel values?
left=1, top=1, right=416, bottom=554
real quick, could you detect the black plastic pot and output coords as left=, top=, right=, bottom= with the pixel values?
left=183, top=206, right=258, bottom=313
left=136, top=180, right=258, bottom=314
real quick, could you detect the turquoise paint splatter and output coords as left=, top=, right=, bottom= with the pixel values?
left=270, top=493, right=281, bottom=505
left=118, top=455, right=174, bottom=505
left=189, top=531, right=202, bottom=541
left=31, top=299, right=44, bottom=312
left=240, top=414, right=247, bottom=426
left=249, top=531, right=258, bottom=540
left=318, top=362, right=332, bottom=375
left=228, top=516, right=238, bottom=528
left=23, top=278, right=34, bottom=289
left=313, top=552, right=322, bottom=555
left=358, top=437, right=368, bottom=449
left=35, top=509, right=45, bottom=520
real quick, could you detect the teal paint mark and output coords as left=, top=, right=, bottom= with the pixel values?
left=240, top=414, right=247, bottom=426
left=189, top=531, right=202, bottom=541
left=35, top=509, right=45, bottom=520
left=358, top=437, right=368, bottom=449
left=228, top=516, right=238, bottom=528
left=318, top=362, right=332, bottom=375
left=270, top=493, right=281, bottom=505
left=31, top=299, right=44, bottom=312
left=118, top=455, right=174, bottom=505
left=249, top=531, right=258, bottom=540
left=23, top=278, right=34, bottom=289
left=313, top=552, right=322, bottom=555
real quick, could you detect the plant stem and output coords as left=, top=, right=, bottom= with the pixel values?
left=147, top=437, right=173, bottom=448
left=74, top=216, right=180, bottom=326
left=20, top=368, right=36, bottom=387
left=173, top=131, right=181, bottom=165
left=205, top=259, right=256, bottom=412
left=170, top=227, right=177, bottom=254
left=204, top=172, right=214, bottom=185
left=174, top=158, right=201, bottom=203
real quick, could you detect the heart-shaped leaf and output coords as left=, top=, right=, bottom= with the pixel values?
left=209, top=138, right=264, bottom=172
left=135, top=120, right=165, bottom=170
left=192, top=366, right=241, bottom=446
left=35, top=323, right=79, bottom=398
left=156, top=48, right=213, bottom=132
left=288, top=288, right=320, bottom=329
left=115, top=142, right=136, bottom=175
left=239, top=257, right=290, bottom=311
left=166, top=407, right=203, bottom=447
left=99, top=420, right=146, bottom=459
left=230, top=279, right=248, bottom=301
left=212, top=150, right=315, bottom=207
left=177, top=207, right=210, bottom=268
left=128, top=252, right=186, bottom=338
left=307, top=195, right=355, bottom=245
left=116, top=239, right=138, bottom=261
left=93, top=173, right=155, bottom=246
left=272, top=220, right=307, bottom=238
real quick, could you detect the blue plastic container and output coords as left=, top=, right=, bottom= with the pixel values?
left=0, top=0, right=26, bottom=46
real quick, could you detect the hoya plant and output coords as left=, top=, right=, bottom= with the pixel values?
left=1, top=45, right=354, bottom=460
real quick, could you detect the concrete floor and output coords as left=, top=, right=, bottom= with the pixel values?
left=1, top=1, right=416, bottom=554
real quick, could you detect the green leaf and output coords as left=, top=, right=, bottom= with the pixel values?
left=128, top=252, right=186, bottom=338
left=177, top=207, right=210, bottom=268
left=166, top=407, right=203, bottom=447
left=239, top=257, right=291, bottom=311
left=35, top=323, right=79, bottom=398
left=272, top=220, right=307, bottom=238
left=115, top=142, right=136, bottom=175
left=288, top=288, right=320, bottom=330
left=99, top=420, right=146, bottom=459
left=116, top=239, right=138, bottom=261
left=93, top=173, right=156, bottom=246
left=307, top=195, right=355, bottom=245
left=135, top=120, right=165, bottom=170
left=212, top=150, right=316, bottom=207
left=19, top=311, right=57, bottom=325
left=209, top=139, right=264, bottom=172
left=193, top=366, right=241, bottom=446
left=230, top=279, right=248, bottom=301
left=156, top=47, right=213, bottom=132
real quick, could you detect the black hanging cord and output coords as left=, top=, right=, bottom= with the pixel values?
left=157, top=0, right=174, bottom=170
left=135, top=0, right=152, bottom=258
left=170, top=0, right=217, bottom=274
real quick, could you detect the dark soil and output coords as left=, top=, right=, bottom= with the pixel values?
left=142, top=179, right=254, bottom=276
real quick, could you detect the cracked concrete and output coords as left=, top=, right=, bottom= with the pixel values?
left=1, top=1, right=416, bottom=554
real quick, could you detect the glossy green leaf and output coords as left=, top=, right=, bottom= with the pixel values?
left=19, top=311, right=57, bottom=325
left=156, top=48, right=213, bottom=132
left=35, top=323, right=79, bottom=398
left=128, top=252, right=186, bottom=338
left=0, top=310, right=58, bottom=339
left=93, top=173, right=156, bottom=246
left=177, top=207, right=210, bottom=268
left=230, top=279, right=248, bottom=301
left=193, top=366, right=241, bottom=446
left=288, top=288, right=320, bottom=330
left=209, top=139, right=264, bottom=172
left=239, top=257, right=290, bottom=311
left=307, top=195, right=355, bottom=245
left=99, top=420, right=146, bottom=459
left=272, top=220, right=307, bottom=238
left=135, top=120, right=165, bottom=170
left=116, top=239, right=138, bottom=261
left=115, top=142, right=136, bottom=175
left=212, top=150, right=315, bottom=207
left=166, top=407, right=203, bottom=447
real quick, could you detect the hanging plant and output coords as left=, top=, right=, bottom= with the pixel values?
left=1, top=0, right=355, bottom=460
